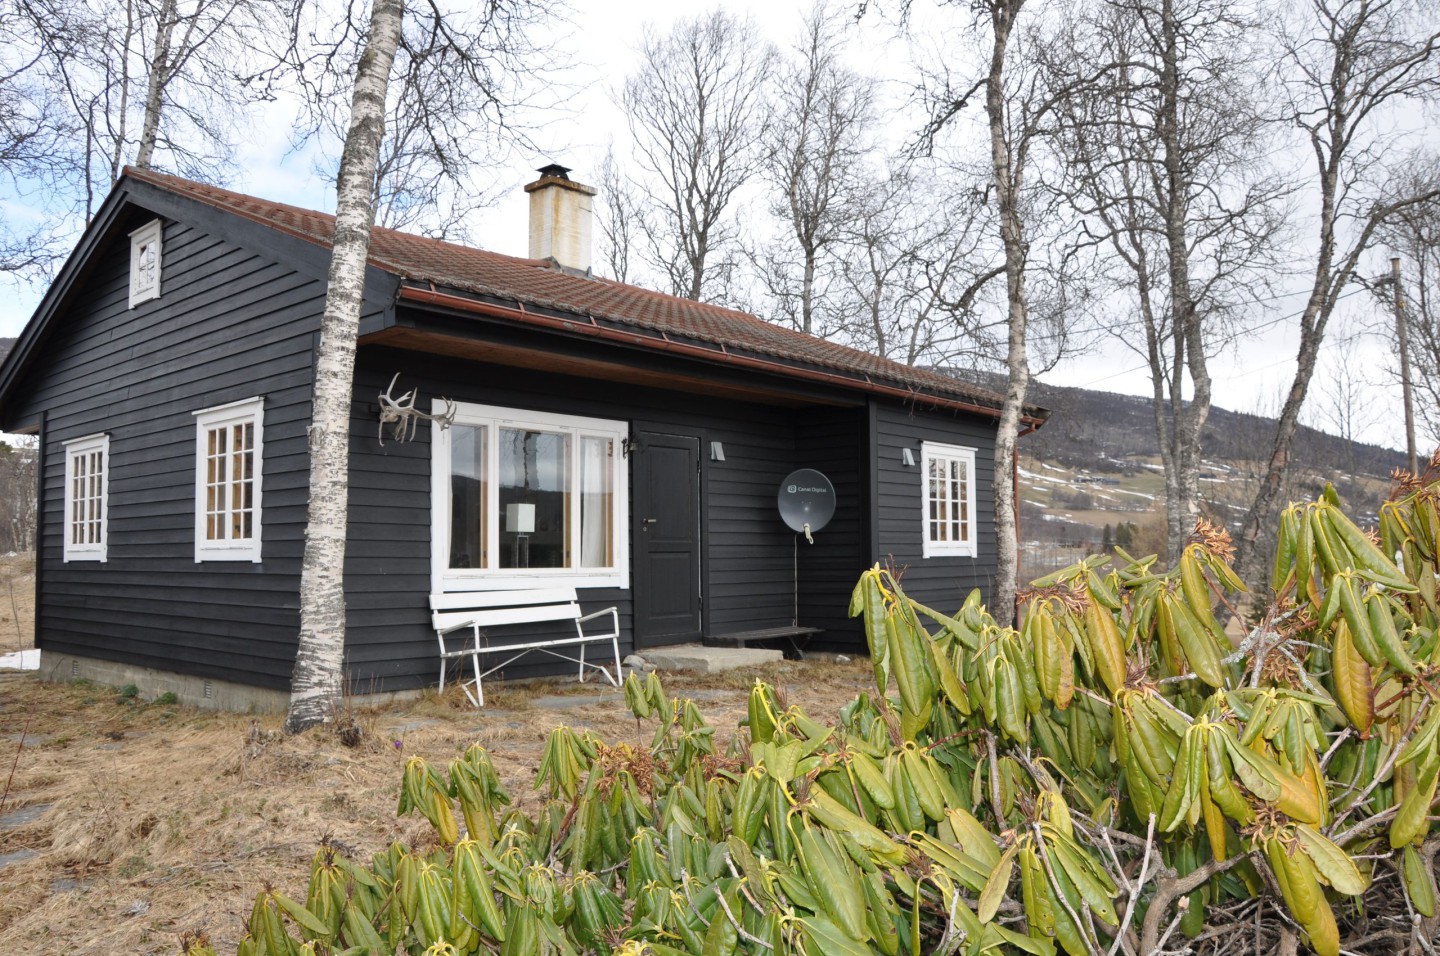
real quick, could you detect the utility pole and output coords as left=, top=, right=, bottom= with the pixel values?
left=1392, top=256, right=1418, bottom=475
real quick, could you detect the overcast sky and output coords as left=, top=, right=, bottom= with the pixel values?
left=2, top=0, right=1431, bottom=456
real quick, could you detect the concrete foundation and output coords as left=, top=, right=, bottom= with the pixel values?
left=31, top=645, right=782, bottom=713
left=33, top=652, right=423, bottom=714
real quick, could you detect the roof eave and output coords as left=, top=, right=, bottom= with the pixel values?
left=0, top=180, right=142, bottom=422
left=395, top=283, right=1046, bottom=426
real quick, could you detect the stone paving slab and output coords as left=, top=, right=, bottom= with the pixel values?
left=0, top=803, right=49, bottom=829
left=0, top=849, right=37, bottom=869
left=642, top=644, right=783, bottom=674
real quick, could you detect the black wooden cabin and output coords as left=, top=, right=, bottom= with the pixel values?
left=0, top=167, right=1046, bottom=708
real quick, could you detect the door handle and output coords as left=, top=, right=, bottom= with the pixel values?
left=642, top=518, right=658, bottom=525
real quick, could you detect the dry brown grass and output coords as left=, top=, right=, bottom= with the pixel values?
left=0, top=657, right=873, bottom=955
left=0, top=551, right=35, bottom=654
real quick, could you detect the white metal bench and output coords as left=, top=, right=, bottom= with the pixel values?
left=430, top=587, right=621, bottom=707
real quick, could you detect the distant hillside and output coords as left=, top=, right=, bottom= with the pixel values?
left=941, top=369, right=1407, bottom=576
left=951, top=370, right=1406, bottom=480
left=1026, top=381, right=1406, bottom=479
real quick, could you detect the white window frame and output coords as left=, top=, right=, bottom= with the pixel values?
left=63, top=433, right=109, bottom=562
left=193, top=397, right=264, bottom=563
left=129, top=219, right=163, bottom=307
left=430, top=401, right=630, bottom=591
left=921, top=441, right=978, bottom=558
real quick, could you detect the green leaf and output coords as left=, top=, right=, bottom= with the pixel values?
left=273, top=892, right=331, bottom=937
left=978, top=843, right=1018, bottom=923
left=1294, top=825, right=1367, bottom=896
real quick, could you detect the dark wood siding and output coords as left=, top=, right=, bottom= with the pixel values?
left=4, top=202, right=999, bottom=696
left=7, top=215, right=325, bottom=689
left=342, top=346, right=863, bottom=690
left=794, top=407, right=867, bottom=649
left=873, top=399, right=999, bottom=617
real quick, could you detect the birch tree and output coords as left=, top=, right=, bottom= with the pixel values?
left=13, top=0, right=276, bottom=219
left=1048, top=0, right=1287, bottom=563
left=282, top=0, right=550, bottom=731
left=904, top=0, right=1053, bottom=626
left=1380, top=187, right=1440, bottom=449
left=284, top=0, right=403, bottom=733
left=282, top=0, right=552, bottom=239
left=833, top=163, right=1003, bottom=366
left=1233, top=0, right=1440, bottom=595
left=977, top=0, right=1036, bottom=627
left=0, top=1, right=72, bottom=276
left=622, top=10, right=776, bottom=302
left=758, top=2, right=877, bottom=335
left=595, top=145, right=641, bottom=284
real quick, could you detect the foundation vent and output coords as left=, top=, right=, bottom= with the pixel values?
left=203, top=680, right=214, bottom=700
left=71, top=659, right=79, bottom=677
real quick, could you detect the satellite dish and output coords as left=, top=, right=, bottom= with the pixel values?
left=778, top=469, right=836, bottom=536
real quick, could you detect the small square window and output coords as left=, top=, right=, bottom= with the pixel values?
left=194, top=398, right=264, bottom=562
left=129, top=219, right=162, bottom=307
left=63, top=434, right=109, bottom=562
left=921, top=442, right=978, bottom=558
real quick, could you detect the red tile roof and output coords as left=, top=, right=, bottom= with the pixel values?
left=124, top=167, right=1031, bottom=417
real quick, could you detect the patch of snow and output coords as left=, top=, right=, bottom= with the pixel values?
left=1041, top=463, right=1066, bottom=472
left=1112, top=488, right=1157, bottom=501
left=1018, top=468, right=1069, bottom=485
left=0, top=649, right=38, bottom=670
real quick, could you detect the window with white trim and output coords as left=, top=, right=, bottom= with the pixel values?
left=129, top=219, right=162, bottom=307
left=431, top=402, right=629, bottom=590
left=922, top=442, right=977, bottom=557
left=63, top=434, right=109, bottom=562
left=194, top=398, right=263, bottom=562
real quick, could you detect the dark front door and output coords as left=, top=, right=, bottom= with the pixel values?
left=633, top=430, right=702, bottom=646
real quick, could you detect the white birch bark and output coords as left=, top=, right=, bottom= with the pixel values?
left=1233, top=0, right=1440, bottom=595
left=132, top=0, right=177, bottom=169
left=284, top=0, right=403, bottom=733
left=984, top=0, right=1030, bottom=629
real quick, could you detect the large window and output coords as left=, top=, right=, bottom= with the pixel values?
left=922, top=442, right=977, bottom=558
left=63, top=434, right=109, bottom=562
left=432, top=402, right=628, bottom=590
left=194, top=398, right=263, bottom=562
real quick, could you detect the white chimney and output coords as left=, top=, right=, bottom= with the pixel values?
left=525, top=163, right=596, bottom=273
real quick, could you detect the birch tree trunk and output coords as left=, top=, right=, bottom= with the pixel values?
left=984, top=0, right=1029, bottom=629
left=1232, top=0, right=1440, bottom=598
left=284, top=0, right=403, bottom=733
left=1046, top=0, right=1280, bottom=566
left=1158, top=0, right=1211, bottom=561
left=132, top=0, right=178, bottom=169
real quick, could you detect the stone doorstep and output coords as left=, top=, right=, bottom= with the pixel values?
left=640, top=644, right=784, bottom=674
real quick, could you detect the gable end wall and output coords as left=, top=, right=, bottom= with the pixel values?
left=8, top=215, right=333, bottom=690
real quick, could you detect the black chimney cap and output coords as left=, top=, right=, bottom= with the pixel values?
left=536, top=163, right=572, bottom=180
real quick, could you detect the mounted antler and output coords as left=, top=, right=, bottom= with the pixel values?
left=377, top=374, right=456, bottom=445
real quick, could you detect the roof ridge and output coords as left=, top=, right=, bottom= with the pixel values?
left=123, top=166, right=769, bottom=316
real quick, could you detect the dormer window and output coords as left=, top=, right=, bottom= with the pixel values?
left=129, top=219, right=162, bottom=307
